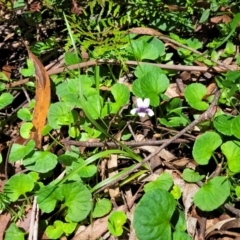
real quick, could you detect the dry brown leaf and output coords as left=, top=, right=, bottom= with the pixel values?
left=2, top=65, right=15, bottom=80
left=210, top=15, right=232, bottom=24
left=24, top=44, right=51, bottom=149
left=129, top=27, right=162, bottom=36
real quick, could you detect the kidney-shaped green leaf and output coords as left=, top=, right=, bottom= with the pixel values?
left=61, top=181, right=92, bottom=222
left=184, top=83, right=209, bottom=110
left=231, top=116, right=240, bottom=139
left=221, top=141, right=240, bottom=173
left=133, top=189, right=176, bottom=240
left=213, top=114, right=233, bottom=136
left=4, top=174, right=35, bottom=202
left=23, top=151, right=58, bottom=173
left=193, top=176, right=230, bottom=211
left=193, top=132, right=222, bottom=165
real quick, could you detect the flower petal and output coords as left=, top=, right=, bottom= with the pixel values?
left=130, top=108, right=138, bottom=115
left=142, top=98, right=150, bottom=108
left=136, top=98, right=144, bottom=108
left=138, top=112, right=146, bottom=117
left=146, top=108, right=154, bottom=117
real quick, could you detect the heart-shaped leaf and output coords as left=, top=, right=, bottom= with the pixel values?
left=133, top=189, right=176, bottom=240
left=193, top=177, right=230, bottom=211
left=184, top=83, right=209, bottom=110
left=192, top=132, right=222, bottom=165
left=221, top=141, right=240, bottom=173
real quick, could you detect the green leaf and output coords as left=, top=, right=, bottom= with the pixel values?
left=171, top=185, right=181, bottom=200
left=110, top=83, right=130, bottom=113
left=62, top=221, right=77, bottom=235
left=20, top=122, right=33, bottom=139
left=231, top=116, right=240, bottom=139
left=132, top=71, right=169, bottom=107
left=9, top=140, right=35, bottom=162
left=134, top=64, right=164, bottom=79
left=199, top=9, right=210, bottom=23
left=21, top=59, right=35, bottom=77
left=182, top=168, right=205, bottom=182
left=17, top=108, right=32, bottom=121
left=144, top=172, right=173, bottom=192
left=193, top=177, right=230, bottom=211
left=138, top=36, right=165, bottom=57
left=4, top=223, right=25, bottom=240
left=192, top=132, right=222, bottom=165
left=133, top=189, right=176, bottom=240
left=72, top=158, right=97, bottom=178
left=85, top=94, right=104, bottom=119
left=37, top=183, right=63, bottom=213
left=64, top=52, right=80, bottom=65
left=0, top=92, right=14, bottom=110
left=23, top=151, right=58, bottom=173
left=129, top=40, right=159, bottom=60
left=61, top=181, right=92, bottom=222
left=221, top=141, right=240, bottom=173
left=42, top=124, right=52, bottom=136
left=184, top=83, right=209, bottom=110
left=67, top=76, right=93, bottom=96
left=172, top=209, right=187, bottom=232
left=4, top=173, right=34, bottom=201
left=48, top=102, right=75, bottom=129
left=92, top=198, right=112, bottom=218
left=108, top=211, right=127, bottom=237
left=213, top=115, right=233, bottom=136
left=173, top=231, right=192, bottom=240
left=186, top=38, right=202, bottom=50
left=235, top=186, right=240, bottom=198
left=46, top=220, right=64, bottom=239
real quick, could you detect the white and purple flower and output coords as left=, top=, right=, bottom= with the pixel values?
left=130, top=98, right=154, bottom=117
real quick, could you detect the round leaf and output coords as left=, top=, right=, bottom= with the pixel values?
left=213, top=115, right=232, bottom=136
left=130, top=40, right=159, bottom=60
left=9, top=140, right=35, bottom=162
left=133, top=189, right=176, bottom=240
left=0, top=92, right=14, bottom=110
left=111, top=83, right=130, bottom=113
left=182, top=168, right=205, bottom=182
left=231, top=115, right=240, bottom=139
left=4, top=174, right=35, bottom=201
left=221, top=141, right=240, bottom=173
left=192, top=132, right=222, bottom=165
left=17, top=108, right=32, bottom=121
left=48, top=102, right=75, bottom=129
left=108, top=211, right=127, bottom=236
left=144, top=172, right=173, bottom=192
left=20, top=122, right=33, bottom=139
left=92, top=198, right=112, bottom=218
left=23, top=151, right=58, bottom=173
left=5, top=223, right=25, bottom=240
left=61, top=182, right=92, bottom=222
left=46, top=221, right=64, bottom=239
left=193, top=177, right=230, bottom=211
left=184, top=83, right=209, bottom=110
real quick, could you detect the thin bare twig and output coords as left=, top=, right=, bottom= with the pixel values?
left=62, top=138, right=191, bottom=148
left=6, top=60, right=239, bottom=88
left=93, top=90, right=221, bottom=194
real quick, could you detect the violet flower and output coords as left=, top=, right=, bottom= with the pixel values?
left=130, top=98, right=154, bottom=117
